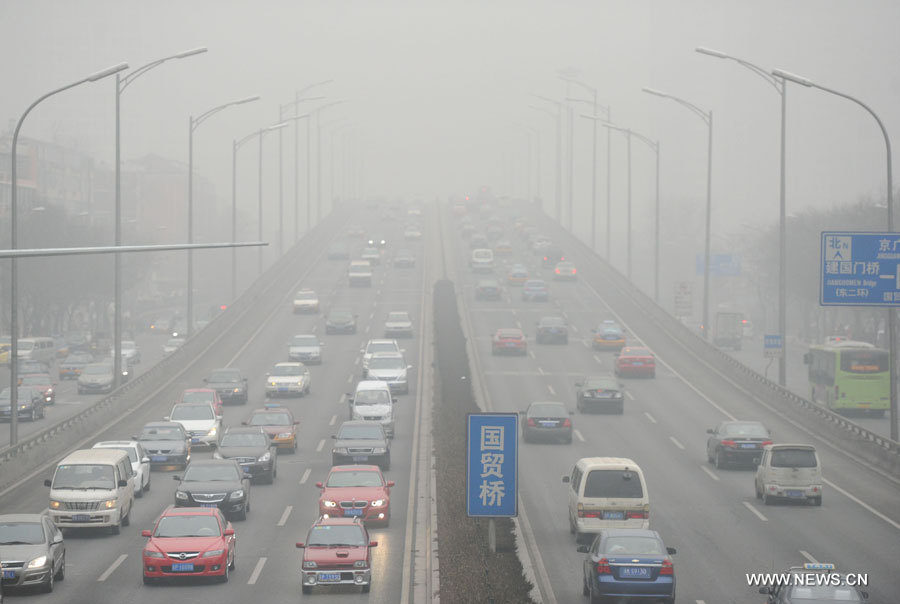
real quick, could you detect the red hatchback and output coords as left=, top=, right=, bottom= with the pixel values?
left=615, top=346, right=656, bottom=378
left=317, top=465, right=394, bottom=526
left=297, top=517, right=377, bottom=594
left=141, top=506, right=236, bottom=584
left=178, top=388, right=223, bottom=416
left=492, top=328, right=528, bottom=356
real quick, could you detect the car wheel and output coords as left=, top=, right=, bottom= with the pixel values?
left=755, top=483, right=762, bottom=499
left=362, top=583, right=371, bottom=593
left=582, top=571, right=590, bottom=596
left=234, top=507, right=247, bottom=521
left=136, top=481, right=144, bottom=498
left=302, top=585, right=312, bottom=595
left=617, top=402, right=624, bottom=414
left=145, top=477, right=151, bottom=492
left=568, top=513, right=575, bottom=535
left=714, top=449, right=725, bottom=469
left=121, top=504, right=131, bottom=526
left=219, top=559, right=229, bottom=583
left=43, top=565, right=54, bottom=593
left=763, top=492, right=774, bottom=506
left=576, top=399, right=583, bottom=413
left=110, top=521, right=121, bottom=535
left=812, top=495, right=822, bottom=506
left=589, top=580, right=604, bottom=604
left=649, top=370, right=656, bottom=378
left=229, top=546, right=236, bottom=570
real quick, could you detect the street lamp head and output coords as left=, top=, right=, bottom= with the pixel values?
left=88, top=62, right=129, bottom=81
left=695, top=46, right=728, bottom=59
left=267, top=122, right=290, bottom=131
left=176, top=47, right=208, bottom=59
left=297, top=95, right=326, bottom=103
left=772, top=68, right=813, bottom=87
left=579, top=113, right=603, bottom=121
left=233, top=95, right=261, bottom=105
left=284, top=113, right=311, bottom=121
left=641, top=87, right=669, bottom=98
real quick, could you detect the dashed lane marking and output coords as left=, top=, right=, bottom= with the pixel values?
left=98, top=554, right=127, bottom=582
left=743, top=501, right=768, bottom=522
left=300, top=469, right=311, bottom=485
left=574, top=429, right=585, bottom=442
left=316, top=439, right=325, bottom=452
left=669, top=436, right=685, bottom=450
left=277, top=506, right=293, bottom=527
left=644, top=412, right=657, bottom=424
left=700, top=465, right=719, bottom=481
left=248, top=557, right=267, bottom=585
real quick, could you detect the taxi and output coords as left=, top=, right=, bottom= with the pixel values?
left=759, top=563, right=869, bottom=603
left=592, top=320, right=626, bottom=352
left=243, top=404, right=299, bottom=452
left=507, top=264, right=529, bottom=286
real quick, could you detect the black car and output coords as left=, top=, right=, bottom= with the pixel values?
left=475, top=278, right=502, bottom=301
left=203, top=367, right=248, bottom=405
left=393, top=249, right=416, bottom=268
left=541, top=245, right=566, bottom=268
left=575, top=376, right=625, bottom=414
left=706, top=421, right=772, bottom=469
left=214, top=427, right=277, bottom=484
left=521, top=401, right=573, bottom=444
left=536, top=316, right=569, bottom=344
left=173, top=460, right=251, bottom=520
left=0, top=387, right=45, bottom=422
left=134, top=421, right=191, bottom=469
left=325, top=309, right=358, bottom=335
left=332, top=421, right=391, bottom=470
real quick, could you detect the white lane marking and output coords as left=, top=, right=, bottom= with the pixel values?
left=561, top=311, right=569, bottom=320
left=98, top=554, right=127, bottom=582
left=696, top=601, right=707, bottom=604
left=823, top=478, right=900, bottom=531
left=574, top=429, right=585, bottom=442
left=364, top=325, right=371, bottom=334
left=669, top=436, right=685, bottom=450
left=700, top=465, right=720, bottom=481
left=644, top=412, right=657, bottom=424
left=311, top=324, right=318, bottom=333
left=300, top=468, right=311, bottom=485
left=347, top=374, right=354, bottom=383
left=316, top=439, right=325, bottom=452
left=329, top=415, right=337, bottom=426
left=799, top=550, right=818, bottom=564
left=277, top=506, right=293, bottom=527
left=625, top=391, right=634, bottom=400
left=511, top=308, right=517, bottom=316
left=593, top=354, right=602, bottom=364
left=743, top=501, right=768, bottom=522
left=376, top=289, right=382, bottom=296
left=570, top=325, right=579, bottom=334
left=339, top=393, right=347, bottom=404
left=516, top=320, right=522, bottom=329
left=529, top=350, right=536, bottom=359
left=248, top=557, right=267, bottom=585
left=370, top=311, right=375, bottom=319
left=354, top=356, right=360, bottom=365
left=538, top=367, right=545, bottom=375
left=547, top=385, right=556, bottom=395
left=582, top=339, right=590, bottom=348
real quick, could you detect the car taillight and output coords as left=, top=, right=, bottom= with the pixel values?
left=572, top=268, right=576, bottom=274
left=555, top=268, right=560, bottom=274
left=626, top=510, right=644, bottom=519
left=761, top=440, right=773, bottom=446
left=721, top=439, right=736, bottom=448
left=659, top=558, right=674, bottom=575
left=527, top=418, right=536, bottom=427
left=562, top=418, right=571, bottom=427
left=596, top=558, right=611, bottom=574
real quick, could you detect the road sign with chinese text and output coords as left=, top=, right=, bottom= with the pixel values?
left=467, top=413, right=518, bottom=517
left=764, top=334, right=783, bottom=358
left=821, top=232, right=900, bottom=306
left=696, top=253, right=741, bottom=276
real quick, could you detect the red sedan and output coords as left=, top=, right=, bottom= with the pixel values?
left=317, top=465, right=394, bottom=526
left=492, top=328, right=528, bottom=356
left=614, top=346, right=656, bottom=378
left=297, top=517, right=377, bottom=594
left=141, top=506, right=236, bottom=584
left=177, top=388, right=223, bottom=416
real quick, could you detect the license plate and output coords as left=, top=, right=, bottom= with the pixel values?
left=318, top=573, right=341, bottom=582
left=539, top=421, right=557, bottom=427
left=506, top=343, right=516, bottom=347
left=603, top=511, right=625, bottom=520
left=2, top=570, right=16, bottom=579
left=241, top=465, right=252, bottom=472
left=172, top=563, right=194, bottom=572
left=620, top=566, right=650, bottom=578
left=740, top=443, right=757, bottom=449
left=191, top=438, right=200, bottom=444
left=72, top=514, right=91, bottom=522
left=200, top=503, right=218, bottom=508
left=278, top=387, right=289, bottom=392
left=632, top=362, right=644, bottom=366
left=151, top=455, right=167, bottom=462
left=352, top=456, right=369, bottom=462
left=786, top=490, right=804, bottom=498
left=345, top=508, right=363, bottom=517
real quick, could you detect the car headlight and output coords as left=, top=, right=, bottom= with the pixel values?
left=202, top=549, right=224, bottom=558
left=206, top=426, right=217, bottom=436
left=372, top=447, right=387, bottom=454
left=303, top=561, right=317, bottom=569
left=614, top=392, right=623, bottom=399
left=233, top=387, right=241, bottom=393
left=258, top=451, right=271, bottom=462
left=277, top=432, right=293, bottom=439
left=49, top=500, right=61, bottom=509
left=371, top=499, right=385, bottom=507
left=212, top=451, right=223, bottom=459
left=269, top=381, right=278, bottom=386
left=229, top=490, right=244, bottom=500
left=332, top=447, right=349, bottom=455
left=27, top=555, right=48, bottom=569
left=47, top=388, right=53, bottom=394
left=354, top=560, right=368, bottom=568
left=175, top=491, right=188, bottom=501
left=102, top=498, right=117, bottom=509
left=144, top=550, right=165, bottom=559
left=322, top=500, right=337, bottom=508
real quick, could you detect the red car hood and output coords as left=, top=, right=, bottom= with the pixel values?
left=305, top=545, right=368, bottom=566
left=320, top=486, right=389, bottom=502
left=147, top=535, right=225, bottom=555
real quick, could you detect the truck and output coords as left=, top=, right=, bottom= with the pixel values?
left=713, top=311, right=743, bottom=351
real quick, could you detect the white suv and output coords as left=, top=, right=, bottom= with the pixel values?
left=166, top=402, right=221, bottom=449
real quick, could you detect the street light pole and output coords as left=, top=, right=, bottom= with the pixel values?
left=114, top=47, right=206, bottom=389
left=567, top=83, right=609, bottom=254
left=530, top=99, right=563, bottom=222
left=643, top=87, right=713, bottom=339
left=774, top=67, right=896, bottom=440
left=187, top=94, right=259, bottom=337
left=308, top=101, right=344, bottom=226
left=8, top=61, right=128, bottom=445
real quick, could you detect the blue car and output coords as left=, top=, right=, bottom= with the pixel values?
left=521, top=279, right=549, bottom=302
left=578, top=528, right=676, bottom=604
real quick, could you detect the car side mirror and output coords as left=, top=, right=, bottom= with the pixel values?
left=216, top=415, right=223, bottom=421
left=315, top=481, right=324, bottom=488
left=561, top=475, right=570, bottom=483
left=666, top=547, right=676, bottom=555
left=706, top=429, right=714, bottom=434
left=244, top=472, right=252, bottom=478
left=131, top=435, right=139, bottom=440
left=117, top=479, right=128, bottom=488
left=293, top=420, right=300, bottom=425
left=163, top=416, right=170, bottom=421
left=243, top=378, right=248, bottom=383
left=392, top=398, right=398, bottom=403
left=296, top=542, right=305, bottom=548
left=44, top=479, right=52, bottom=487
left=407, top=365, right=413, bottom=369
left=265, top=373, right=270, bottom=378
left=331, top=435, right=337, bottom=439
left=142, top=530, right=152, bottom=537
left=172, top=475, right=181, bottom=481
left=803, top=352, right=810, bottom=364
left=241, top=421, right=248, bottom=426
left=224, top=528, right=235, bottom=536
left=576, top=545, right=589, bottom=553
left=368, top=541, right=378, bottom=547
left=141, top=457, right=150, bottom=464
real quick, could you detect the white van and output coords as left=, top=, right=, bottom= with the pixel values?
left=44, top=448, right=135, bottom=534
left=347, top=380, right=396, bottom=437
left=562, top=457, right=650, bottom=542
left=754, top=444, right=822, bottom=506
left=18, top=337, right=56, bottom=365
left=470, top=248, right=495, bottom=273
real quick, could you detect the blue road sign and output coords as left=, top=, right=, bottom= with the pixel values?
left=467, top=413, right=518, bottom=517
left=821, top=232, right=900, bottom=306
left=764, top=334, right=783, bottom=358
left=696, top=253, right=741, bottom=276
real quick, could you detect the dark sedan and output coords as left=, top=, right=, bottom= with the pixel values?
left=393, top=249, right=416, bottom=268
left=475, top=278, right=502, bottom=301
left=0, top=387, right=45, bottom=422
left=332, top=421, right=391, bottom=471
left=575, top=376, right=624, bottom=414
left=325, top=309, right=358, bottom=334
left=706, top=421, right=772, bottom=469
left=578, top=529, right=676, bottom=604
left=521, top=279, right=549, bottom=302
left=173, top=460, right=251, bottom=521
left=134, top=421, right=191, bottom=470
left=0, top=513, right=66, bottom=593
left=214, top=427, right=277, bottom=484
left=204, top=367, right=248, bottom=404
left=521, top=402, right=572, bottom=444
left=536, top=316, right=569, bottom=344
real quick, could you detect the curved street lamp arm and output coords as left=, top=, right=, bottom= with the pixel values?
left=119, top=48, right=207, bottom=93
left=193, top=95, right=260, bottom=131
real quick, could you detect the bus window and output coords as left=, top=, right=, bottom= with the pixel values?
left=840, top=349, right=888, bottom=373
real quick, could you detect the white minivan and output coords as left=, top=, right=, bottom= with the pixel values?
left=18, top=337, right=56, bottom=365
left=562, top=457, right=650, bottom=543
left=347, top=380, right=396, bottom=437
left=754, top=444, right=822, bottom=506
left=470, top=248, right=495, bottom=272
left=44, top=448, right=135, bottom=534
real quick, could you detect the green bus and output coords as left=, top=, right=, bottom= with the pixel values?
left=804, top=341, right=889, bottom=416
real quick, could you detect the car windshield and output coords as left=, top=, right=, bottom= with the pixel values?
left=208, top=370, right=241, bottom=383
left=121, top=341, right=136, bottom=350
left=0, top=387, right=35, bottom=401
left=771, top=448, right=817, bottom=468
left=541, top=318, right=565, bottom=327
left=723, top=423, right=769, bottom=437
left=603, top=536, right=664, bottom=556
left=295, top=291, right=317, bottom=300
left=64, top=353, right=92, bottom=364
left=786, top=585, right=863, bottom=601
left=307, top=525, right=367, bottom=547
left=140, top=426, right=183, bottom=441
left=272, top=365, right=303, bottom=376
left=326, top=470, right=384, bottom=488
left=368, top=357, right=404, bottom=370
left=330, top=311, right=353, bottom=321
left=171, top=405, right=215, bottom=421
left=155, top=514, right=221, bottom=538
left=387, top=312, right=409, bottom=322
left=20, top=375, right=49, bottom=385
left=355, top=390, right=390, bottom=405
left=52, top=464, right=116, bottom=490
left=338, top=425, right=384, bottom=440
left=367, top=342, right=397, bottom=354
left=181, top=391, right=215, bottom=404
left=528, top=403, right=567, bottom=417
left=292, top=336, right=319, bottom=347
left=183, top=464, right=240, bottom=482
left=0, top=522, right=44, bottom=545
left=249, top=412, right=291, bottom=427
left=220, top=433, right=268, bottom=447
left=83, top=364, right=111, bottom=375
left=583, top=470, right=644, bottom=498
